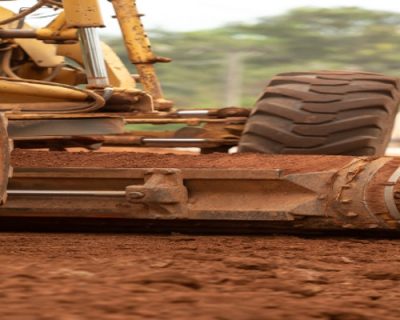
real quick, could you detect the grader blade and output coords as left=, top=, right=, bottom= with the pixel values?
left=2, top=151, right=400, bottom=232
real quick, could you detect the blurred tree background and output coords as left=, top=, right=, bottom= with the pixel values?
left=106, top=7, right=400, bottom=108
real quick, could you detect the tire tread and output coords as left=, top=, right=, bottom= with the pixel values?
left=238, top=71, right=400, bottom=155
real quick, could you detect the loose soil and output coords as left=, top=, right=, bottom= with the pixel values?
left=0, top=233, right=400, bottom=320
left=11, top=150, right=354, bottom=173
left=5, top=151, right=400, bottom=319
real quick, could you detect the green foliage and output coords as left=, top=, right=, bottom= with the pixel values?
left=105, top=7, right=400, bottom=108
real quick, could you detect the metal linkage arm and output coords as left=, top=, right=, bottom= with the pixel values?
left=111, top=0, right=173, bottom=110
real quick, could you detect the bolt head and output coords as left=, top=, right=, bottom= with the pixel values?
left=127, top=191, right=145, bottom=200
left=346, top=211, right=359, bottom=218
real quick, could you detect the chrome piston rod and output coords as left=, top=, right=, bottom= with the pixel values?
left=7, top=190, right=125, bottom=197
left=79, top=28, right=109, bottom=88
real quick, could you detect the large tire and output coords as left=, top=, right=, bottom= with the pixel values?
left=238, top=71, right=400, bottom=155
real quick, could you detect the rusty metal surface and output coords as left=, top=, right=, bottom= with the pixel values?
left=8, top=118, right=125, bottom=138
left=12, top=135, right=238, bottom=149
left=2, top=157, right=400, bottom=231
left=328, top=157, right=392, bottom=229
left=384, top=167, right=400, bottom=220
left=2, top=166, right=329, bottom=220
left=126, top=169, right=188, bottom=216
left=0, top=114, right=11, bottom=205
left=111, top=0, right=172, bottom=110
left=6, top=108, right=249, bottom=120
left=6, top=108, right=246, bottom=150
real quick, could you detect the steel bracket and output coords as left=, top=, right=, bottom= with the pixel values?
left=329, top=158, right=391, bottom=229
left=126, top=169, right=188, bottom=217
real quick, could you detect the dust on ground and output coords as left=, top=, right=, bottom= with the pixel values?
left=0, top=233, right=399, bottom=320
left=12, top=150, right=353, bottom=174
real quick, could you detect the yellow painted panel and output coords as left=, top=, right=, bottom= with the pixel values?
left=62, top=0, right=104, bottom=28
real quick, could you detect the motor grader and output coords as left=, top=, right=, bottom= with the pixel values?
left=1, top=0, right=400, bottom=232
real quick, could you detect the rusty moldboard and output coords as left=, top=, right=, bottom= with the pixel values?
left=1, top=156, right=400, bottom=231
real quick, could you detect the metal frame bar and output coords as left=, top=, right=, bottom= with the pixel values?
left=2, top=157, right=400, bottom=231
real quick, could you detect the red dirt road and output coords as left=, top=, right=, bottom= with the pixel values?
left=11, top=150, right=353, bottom=172
left=1, top=233, right=400, bottom=320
